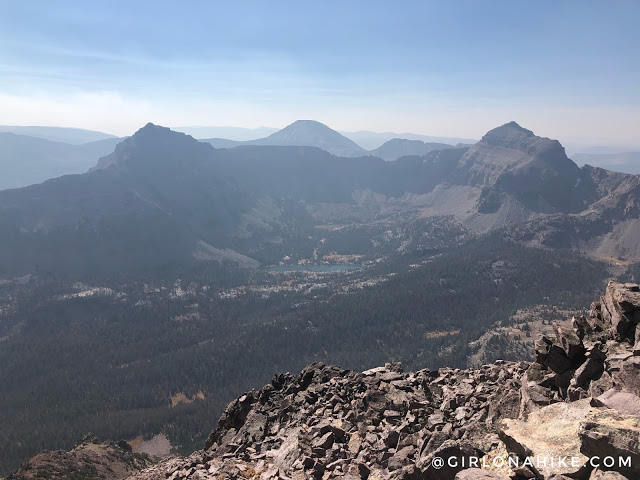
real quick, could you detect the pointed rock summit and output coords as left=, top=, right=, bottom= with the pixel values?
left=126, top=123, right=208, bottom=150
left=92, top=123, right=212, bottom=171
left=457, top=122, right=586, bottom=213
left=480, top=121, right=557, bottom=151
left=486, top=120, right=533, bottom=135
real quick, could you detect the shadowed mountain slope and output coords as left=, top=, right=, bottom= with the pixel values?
left=454, top=121, right=593, bottom=214
left=1, top=121, right=639, bottom=278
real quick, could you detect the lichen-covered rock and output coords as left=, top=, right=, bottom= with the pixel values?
left=579, top=408, right=640, bottom=479
left=454, top=469, right=511, bottom=479
left=601, top=282, right=640, bottom=341
left=498, top=400, right=592, bottom=479
left=589, top=469, right=631, bottom=479
left=591, top=389, right=640, bottom=418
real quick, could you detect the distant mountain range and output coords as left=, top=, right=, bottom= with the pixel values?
left=0, top=125, right=117, bottom=144
left=368, top=138, right=458, bottom=160
left=200, top=121, right=475, bottom=158
left=2, top=122, right=638, bottom=193
left=340, top=129, right=477, bottom=150
left=172, top=125, right=279, bottom=141
left=203, top=119, right=369, bottom=157
left=2, top=120, right=639, bottom=474
left=1, top=120, right=463, bottom=190
left=0, top=120, right=638, bottom=277
left=572, top=151, right=640, bottom=174
left=179, top=125, right=640, bottom=174
left=173, top=124, right=477, bottom=150
left=0, top=133, right=122, bottom=189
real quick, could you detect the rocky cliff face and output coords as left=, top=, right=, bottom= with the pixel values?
left=456, top=122, right=589, bottom=214
left=123, top=282, right=640, bottom=479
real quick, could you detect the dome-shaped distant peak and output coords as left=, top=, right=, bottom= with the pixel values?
left=503, top=121, right=529, bottom=131
left=490, top=121, right=534, bottom=135
left=134, top=123, right=171, bottom=135
left=480, top=122, right=536, bottom=146
left=289, top=119, right=326, bottom=126
left=128, top=124, right=201, bottom=144
left=254, top=119, right=367, bottom=156
left=283, top=120, right=333, bottom=131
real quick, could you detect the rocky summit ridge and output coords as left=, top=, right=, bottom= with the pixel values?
left=121, top=281, right=640, bottom=480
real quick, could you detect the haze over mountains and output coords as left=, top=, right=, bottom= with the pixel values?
left=172, top=125, right=477, bottom=150
left=0, top=125, right=117, bottom=144
left=1, top=119, right=640, bottom=475
left=202, top=119, right=369, bottom=157
left=368, top=138, right=459, bottom=161
left=340, top=129, right=477, bottom=150
left=0, top=133, right=122, bottom=190
left=0, top=120, right=638, bottom=278
left=1, top=119, right=638, bottom=193
left=173, top=126, right=279, bottom=141
left=0, top=120, right=468, bottom=190
left=3, top=1, right=639, bottom=477
left=572, top=151, right=640, bottom=175
left=200, top=120, right=476, bottom=159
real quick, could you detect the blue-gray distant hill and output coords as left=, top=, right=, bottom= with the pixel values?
left=369, top=138, right=458, bottom=160
left=173, top=125, right=279, bottom=141
left=340, top=129, right=477, bottom=150
left=0, top=133, right=122, bottom=189
left=203, top=120, right=368, bottom=157
left=572, top=151, right=640, bottom=175
left=202, top=120, right=468, bottom=160
left=0, top=125, right=117, bottom=144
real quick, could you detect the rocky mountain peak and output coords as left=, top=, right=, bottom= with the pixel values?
left=487, top=121, right=533, bottom=136
left=92, top=124, right=213, bottom=171
left=456, top=122, right=585, bottom=213
left=126, top=123, right=208, bottom=151
left=134, top=122, right=173, bottom=137
left=479, top=121, right=557, bottom=153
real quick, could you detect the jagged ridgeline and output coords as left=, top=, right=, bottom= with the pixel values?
left=7, top=282, right=640, bottom=480
left=1, top=121, right=640, bottom=276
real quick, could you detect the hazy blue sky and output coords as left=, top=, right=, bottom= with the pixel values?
left=1, top=1, right=638, bottom=145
